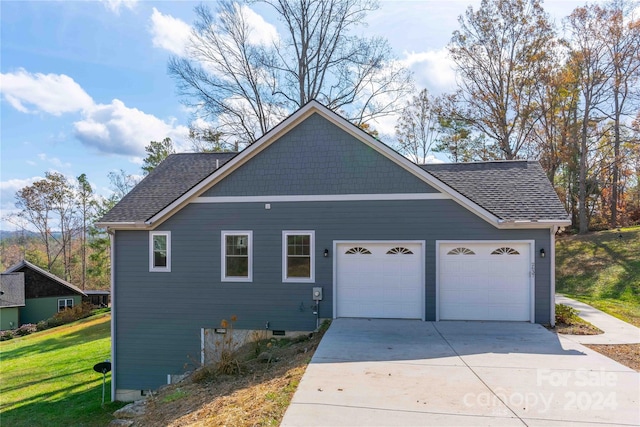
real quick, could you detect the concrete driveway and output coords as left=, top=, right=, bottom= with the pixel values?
left=281, top=319, right=640, bottom=426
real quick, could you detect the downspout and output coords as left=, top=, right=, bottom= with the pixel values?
left=109, top=230, right=116, bottom=401
left=550, top=226, right=557, bottom=327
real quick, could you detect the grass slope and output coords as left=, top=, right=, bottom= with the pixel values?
left=0, top=314, right=125, bottom=426
left=556, top=226, right=640, bottom=327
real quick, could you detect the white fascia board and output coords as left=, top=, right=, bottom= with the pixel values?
left=495, top=219, right=572, bottom=229
left=94, top=221, right=148, bottom=230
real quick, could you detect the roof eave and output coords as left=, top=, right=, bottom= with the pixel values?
left=496, top=219, right=572, bottom=229
left=94, top=221, right=150, bottom=230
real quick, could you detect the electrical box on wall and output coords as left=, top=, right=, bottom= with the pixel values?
left=312, top=287, right=323, bottom=301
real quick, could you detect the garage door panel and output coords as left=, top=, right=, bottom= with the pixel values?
left=439, top=242, right=531, bottom=322
left=337, top=242, right=423, bottom=319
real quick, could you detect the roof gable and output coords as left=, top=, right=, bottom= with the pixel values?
left=202, top=112, right=438, bottom=197
left=3, top=260, right=87, bottom=297
left=97, top=101, right=570, bottom=229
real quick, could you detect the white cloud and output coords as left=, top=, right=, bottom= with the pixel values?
left=100, top=0, right=137, bottom=14
left=0, top=69, right=93, bottom=115
left=400, top=48, right=457, bottom=94
left=37, top=153, right=71, bottom=169
left=0, top=177, right=42, bottom=219
left=240, top=4, right=279, bottom=47
left=1, top=69, right=189, bottom=157
left=149, top=7, right=192, bottom=56
left=73, top=99, right=189, bottom=156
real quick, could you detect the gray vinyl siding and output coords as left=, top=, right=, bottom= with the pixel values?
left=114, top=199, right=551, bottom=391
left=202, top=113, right=437, bottom=197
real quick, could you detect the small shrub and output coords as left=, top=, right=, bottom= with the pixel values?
left=0, top=330, right=14, bottom=341
left=14, top=323, right=37, bottom=336
left=36, top=320, right=48, bottom=331
left=556, top=304, right=579, bottom=324
left=52, top=302, right=93, bottom=324
left=214, top=315, right=242, bottom=375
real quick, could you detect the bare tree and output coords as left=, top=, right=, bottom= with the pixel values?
left=14, top=172, right=77, bottom=278
left=448, top=0, right=555, bottom=159
left=76, top=174, right=95, bottom=289
left=601, top=0, right=640, bottom=227
left=170, top=2, right=283, bottom=146
left=566, top=4, right=613, bottom=234
left=170, top=0, right=412, bottom=146
left=107, top=169, right=140, bottom=200
left=395, top=89, right=442, bottom=163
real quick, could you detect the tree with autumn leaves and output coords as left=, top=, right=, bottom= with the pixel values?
left=399, top=0, right=640, bottom=233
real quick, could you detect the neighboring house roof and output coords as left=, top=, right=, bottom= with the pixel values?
left=0, top=273, right=26, bottom=308
left=99, top=152, right=237, bottom=224
left=3, top=260, right=87, bottom=297
left=84, top=290, right=110, bottom=295
left=421, top=161, right=569, bottom=222
left=97, top=101, right=570, bottom=229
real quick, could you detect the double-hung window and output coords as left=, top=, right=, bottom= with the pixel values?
left=222, top=231, right=253, bottom=281
left=282, top=231, right=315, bottom=282
left=58, top=298, right=73, bottom=312
left=150, top=231, right=171, bottom=272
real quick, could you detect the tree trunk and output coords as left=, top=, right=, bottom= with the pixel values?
left=578, top=113, right=589, bottom=234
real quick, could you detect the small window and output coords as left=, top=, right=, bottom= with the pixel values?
left=447, top=247, right=476, bottom=255
left=149, top=231, right=171, bottom=272
left=58, top=298, right=73, bottom=312
left=282, top=231, right=315, bottom=282
left=387, top=247, right=413, bottom=254
left=491, top=247, right=520, bottom=255
left=222, top=231, right=253, bottom=282
left=345, top=247, right=372, bottom=254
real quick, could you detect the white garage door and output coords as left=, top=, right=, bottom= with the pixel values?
left=439, top=242, right=532, bottom=321
left=336, top=242, right=423, bottom=319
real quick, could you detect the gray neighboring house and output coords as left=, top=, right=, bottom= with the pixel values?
left=0, top=272, right=26, bottom=330
left=97, top=101, right=571, bottom=401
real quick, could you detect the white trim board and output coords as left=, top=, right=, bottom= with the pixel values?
left=193, top=193, right=451, bottom=203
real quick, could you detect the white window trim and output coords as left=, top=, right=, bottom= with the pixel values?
left=221, top=231, right=253, bottom=282
left=282, top=231, right=315, bottom=283
left=58, top=298, right=73, bottom=312
left=149, top=231, right=171, bottom=272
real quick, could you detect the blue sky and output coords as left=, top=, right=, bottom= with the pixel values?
left=0, top=0, right=588, bottom=230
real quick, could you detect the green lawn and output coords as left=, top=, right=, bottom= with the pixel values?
left=0, top=314, right=125, bottom=426
left=556, top=225, right=640, bottom=327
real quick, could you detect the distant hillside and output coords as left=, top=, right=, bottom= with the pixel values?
left=556, top=226, right=640, bottom=327
left=0, top=230, right=63, bottom=241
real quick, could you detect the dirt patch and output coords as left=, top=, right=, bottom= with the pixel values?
left=130, top=327, right=326, bottom=427
left=553, top=322, right=603, bottom=335
left=586, top=344, right=640, bottom=372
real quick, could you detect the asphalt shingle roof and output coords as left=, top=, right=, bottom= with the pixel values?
left=0, top=272, right=25, bottom=308
left=100, top=153, right=568, bottom=225
left=421, top=161, right=570, bottom=222
left=99, top=152, right=237, bottom=223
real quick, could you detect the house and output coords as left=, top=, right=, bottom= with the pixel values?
left=0, top=272, right=25, bottom=330
left=84, top=290, right=110, bottom=308
left=97, top=101, right=570, bottom=401
left=3, top=260, right=87, bottom=325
